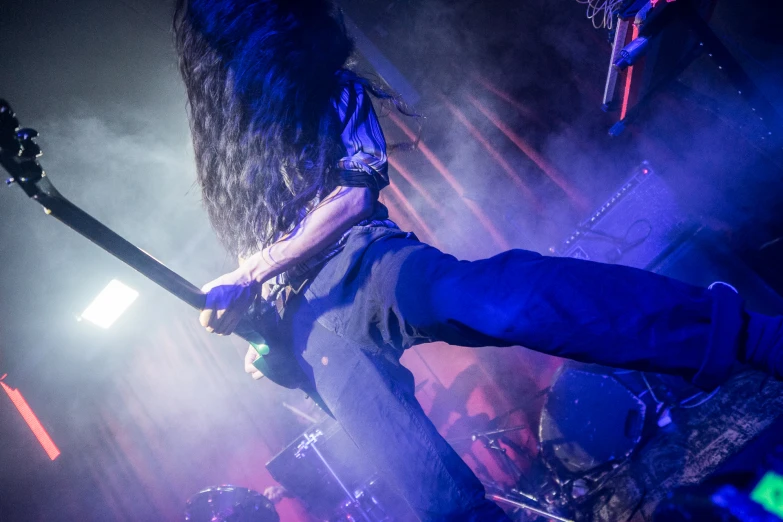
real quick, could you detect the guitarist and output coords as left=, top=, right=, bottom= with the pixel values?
left=173, top=1, right=783, bottom=520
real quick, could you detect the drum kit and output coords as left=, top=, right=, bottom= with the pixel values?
left=469, top=364, right=712, bottom=521
left=184, top=364, right=711, bottom=521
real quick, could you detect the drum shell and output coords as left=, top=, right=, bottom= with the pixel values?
left=184, top=485, right=279, bottom=522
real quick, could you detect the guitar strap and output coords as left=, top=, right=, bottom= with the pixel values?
left=272, top=278, right=310, bottom=318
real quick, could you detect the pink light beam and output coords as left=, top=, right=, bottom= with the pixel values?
left=1, top=380, right=61, bottom=461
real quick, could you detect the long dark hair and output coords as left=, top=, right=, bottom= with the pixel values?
left=173, top=0, right=355, bottom=257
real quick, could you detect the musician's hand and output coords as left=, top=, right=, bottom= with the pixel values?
left=263, top=485, right=288, bottom=503
left=199, top=269, right=260, bottom=335
left=244, top=345, right=265, bottom=380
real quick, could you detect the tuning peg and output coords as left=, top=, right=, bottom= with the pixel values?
left=0, top=99, right=14, bottom=116
left=17, top=128, right=42, bottom=158
left=17, top=127, right=38, bottom=140
left=0, top=100, right=20, bottom=150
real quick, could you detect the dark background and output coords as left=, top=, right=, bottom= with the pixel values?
left=1, top=0, right=782, bottom=519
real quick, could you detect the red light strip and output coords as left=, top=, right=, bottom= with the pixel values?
left=471, top=73, right=546, bottom=127
left=388, top=156, right=450, bottom=221
left=439, top=94, right=541, bottom=212
left=388, top=112, right=511, bottom=250
left=466, top=94, right=589, bottom=212
left=386, top=180, right=439, bottom=246
left=620, top=24, right=641, bottom=121
left=1, top=381, right=61, bottom=460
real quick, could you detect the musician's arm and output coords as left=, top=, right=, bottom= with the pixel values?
left=201, top=80, right=385, bottom=335
left=199, top=185, right=373, bottom=335
left=243, top=185, right=374, bottom=284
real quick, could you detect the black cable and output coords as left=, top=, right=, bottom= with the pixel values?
left=576, top=219, right=654, bottom=263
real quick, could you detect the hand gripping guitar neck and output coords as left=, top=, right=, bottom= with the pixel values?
left=0, top=99, right=328, bottom=413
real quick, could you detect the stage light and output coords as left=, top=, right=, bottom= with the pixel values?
left=80, top=279, right=138, bottom=329
left=751, top=471, right=783, bottom=518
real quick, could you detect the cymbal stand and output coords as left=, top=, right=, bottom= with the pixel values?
left=467, top=426, right=576, bottom=522
left=295, top=429, right=372, bottom=522
left=486, top=492, right=576, bottom=522
left=470, top=426, right=529, bottom=483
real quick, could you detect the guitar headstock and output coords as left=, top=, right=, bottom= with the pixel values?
left=0, top=99, right=45, bottom=198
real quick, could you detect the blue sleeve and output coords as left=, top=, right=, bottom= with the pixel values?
left=333, top=81, right=389, bottom=195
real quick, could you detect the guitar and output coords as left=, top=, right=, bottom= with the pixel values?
left=0, top=99, right=326, bottom=411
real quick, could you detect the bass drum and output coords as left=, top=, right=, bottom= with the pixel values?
left=538, top=366, right=647, bottom=481
left=184, top=485, right=279, bottom=522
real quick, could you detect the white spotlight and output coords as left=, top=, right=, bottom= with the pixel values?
left=80, top=279, right=139, bottom=329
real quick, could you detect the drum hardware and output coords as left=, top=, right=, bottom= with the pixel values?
left=523, top=366, right=718, bottom=520
left=525, top=367, right=651, bottom=518
left=294, top=429, right=323, bottom=459
left=450, top=424, right=575, bottom=521
left=183, top=485, right=279, bottom=522
left=539, top=447, right=632, bottom=520
left=473, top=365, right=669, bottom=520
left=267, top=418, right=417, bottom=521
left=296, top=429, right=374, bottom=522
left=471, top=426, right=538, bottom=501
left=282, top=401, right=319, bottom=424
left=487, top=490, right=576, bottom=522
left=469, top=425, right=530, bottom=441
left=450, top=425, right=532, bottom=482
left=332, top=476, right=407, bottom=522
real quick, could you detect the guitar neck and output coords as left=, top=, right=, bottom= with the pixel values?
left=1, top=149, right=326, bottom=400
left=0, top=102, right=328, bottom=395
left=33, top=176, right=207, bottom=311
